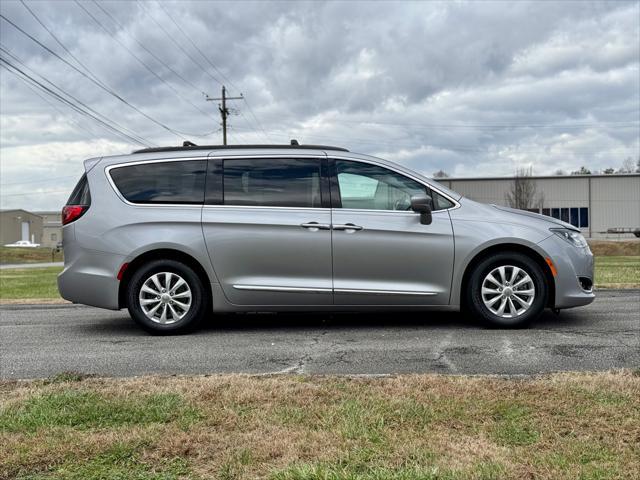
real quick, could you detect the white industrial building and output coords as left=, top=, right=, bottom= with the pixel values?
left=435, top=173, right=640, bottom=239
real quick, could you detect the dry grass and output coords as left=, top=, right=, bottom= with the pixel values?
left=1, top=371, right=639, bottom=479
left=588, top=240, right=640, bottom=257
left=0, top=247, right=62, bottom=265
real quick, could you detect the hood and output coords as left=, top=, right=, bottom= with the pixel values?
left=491, top=204, right=578, bottom=230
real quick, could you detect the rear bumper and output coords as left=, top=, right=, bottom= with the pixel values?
left=57, top=237, right=123, bottom=310
left=538, top=235, right=595, bottom=309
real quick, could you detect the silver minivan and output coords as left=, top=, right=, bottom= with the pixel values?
left=58, top=144, right=595, bottom=333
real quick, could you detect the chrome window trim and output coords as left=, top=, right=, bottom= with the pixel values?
left=328, top=155, right=461, bottom=212
left=105, top=156, right=209, bottom=207
left=203, top=205, right=329, bottom=212
left=104, top=153, right=460, bottom=211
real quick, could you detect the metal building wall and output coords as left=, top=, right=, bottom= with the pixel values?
left=590, top=176, right=640, bottom=237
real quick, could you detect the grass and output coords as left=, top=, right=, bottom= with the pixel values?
left=593, top=256, right=640, bottom=288
left=0, top=267, right=62, bottom=301
left=1, top=371, right=638, bottom=479
left=0, top=247, right=62, bottom=265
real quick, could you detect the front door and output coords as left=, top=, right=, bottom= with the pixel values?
left=330, top=159, right=455, bottom=305
left=201, top=156, right=333, bottom=306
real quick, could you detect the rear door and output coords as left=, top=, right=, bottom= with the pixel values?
left=201, top=155, right=333, bottom=306
left=329, top=158, right=455, bottom=305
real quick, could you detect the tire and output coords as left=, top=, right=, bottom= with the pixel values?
left=466, top=252, right=548, bottom=328
left=126, top=259, right=207, bottom=334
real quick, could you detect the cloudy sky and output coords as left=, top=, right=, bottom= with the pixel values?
left=1, top=0, right=638, bottom=210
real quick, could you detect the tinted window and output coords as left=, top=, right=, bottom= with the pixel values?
left=110, top=160, right=206, bottom=204
left=67, top=174, right=91, bottom=205
left=336, top=160, right=443, bottom=211
left=223, top=158, right=322, bottom=208
left=433, top=191, right=454, bottom=210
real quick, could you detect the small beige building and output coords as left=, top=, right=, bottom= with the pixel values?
left=34, top=211, right=63, bottom=248
left=436, top=173, right=640, bottom=239
left=0, top=209, right=44, bottom=246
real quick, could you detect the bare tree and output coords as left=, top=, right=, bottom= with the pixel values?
left=618, top=157, right=635, bottom=173
left=505, top=167, right=544, bottom=210
left=553, top=169, right=566, bottom=176
left=432, top=169, right=449, bottom=178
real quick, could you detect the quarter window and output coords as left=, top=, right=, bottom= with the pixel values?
left=223, top=158, right=322, bottom=208
left=110, top=160, right=206, bottom=204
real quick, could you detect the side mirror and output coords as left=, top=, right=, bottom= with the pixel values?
left=410, top=194, right=433, bottom=225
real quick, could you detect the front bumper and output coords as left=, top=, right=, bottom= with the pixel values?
left=538, top=235, right=595, bottom=309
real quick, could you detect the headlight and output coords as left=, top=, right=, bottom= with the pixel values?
left=550, top=228, right=588, bottom=248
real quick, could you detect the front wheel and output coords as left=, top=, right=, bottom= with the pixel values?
left=126, top=259, right=207, bottom=334
left=466, top=252, right=548, bottom=328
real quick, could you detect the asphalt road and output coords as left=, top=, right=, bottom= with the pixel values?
left=1, top=290, right=638, bottom=379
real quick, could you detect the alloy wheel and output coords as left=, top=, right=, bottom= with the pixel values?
left=481, top=265, right=535, bottom=318
left=138, top=272, right=192, bottom=324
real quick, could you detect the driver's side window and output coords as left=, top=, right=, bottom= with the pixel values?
left=335, top=160, right=429, bottom=211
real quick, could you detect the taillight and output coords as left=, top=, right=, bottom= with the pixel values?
left=62, top=205, right=88, bottom=225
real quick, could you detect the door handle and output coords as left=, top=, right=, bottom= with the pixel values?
left=300, top=222, right=331, bottom=231
left=332, top=223, right=363, bottom=232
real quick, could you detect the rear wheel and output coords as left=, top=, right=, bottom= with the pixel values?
left=127, top=259, right=207, bottom=334
left=467, top=252, right=547, bottom=328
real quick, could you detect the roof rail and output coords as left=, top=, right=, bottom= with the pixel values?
left=132, top=143, right=349, bottom=154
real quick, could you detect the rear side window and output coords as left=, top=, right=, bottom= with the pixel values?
left=110, top=160, right=206, bottom=204
left=67, top=174, right=91, bottom=205
left=223, top=158, right=322, bottom=208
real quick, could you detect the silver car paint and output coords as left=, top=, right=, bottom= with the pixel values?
left=58, top=147, right=595, bottom=312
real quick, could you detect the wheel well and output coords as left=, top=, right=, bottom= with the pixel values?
left=118, top=249, right=211, bottom=309
left=460, top=243, right=555, bottom=309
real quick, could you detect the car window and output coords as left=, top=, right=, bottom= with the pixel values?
left=223, top=158, right=322, bottom=208
left=335, top=160, right=429, bottom=211
left=67, top=174, right=91, bottom=205
left=110, top=160, right=206, bottom=204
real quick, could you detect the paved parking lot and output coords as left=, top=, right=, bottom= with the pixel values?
left=1, top=290, right=638, bottom=379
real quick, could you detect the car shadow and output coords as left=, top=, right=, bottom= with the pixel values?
left=79, top=306, right=593, bottom=337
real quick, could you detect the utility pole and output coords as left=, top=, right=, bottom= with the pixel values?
left=206, top=85, right=243, bottom=145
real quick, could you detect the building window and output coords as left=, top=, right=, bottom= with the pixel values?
left=580, top=208, right=589, bottom=228
left=51, top=233, right=57, bottom=241
left=570, top=208, right=579, bottom=227
left=541, top=207, right=589, bottom=228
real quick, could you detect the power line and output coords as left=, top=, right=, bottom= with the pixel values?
left=19, top=0, right=109, bottom=92
left=0, top=12, right=206, bottom=139
left=2, top=68, right=104, bottom=142
left=91, top=0, right=207, bottom=96
left=1, top=44, right=154, bottom=146
left=135, top=0, right=224, bottom=86
left=156, top=0, right=233, bottom=88
left=74, top=0, right=214, bottom=125
left=0, top=54, right=154, bottom=146
left=143, top=0, right=272, bottom=142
